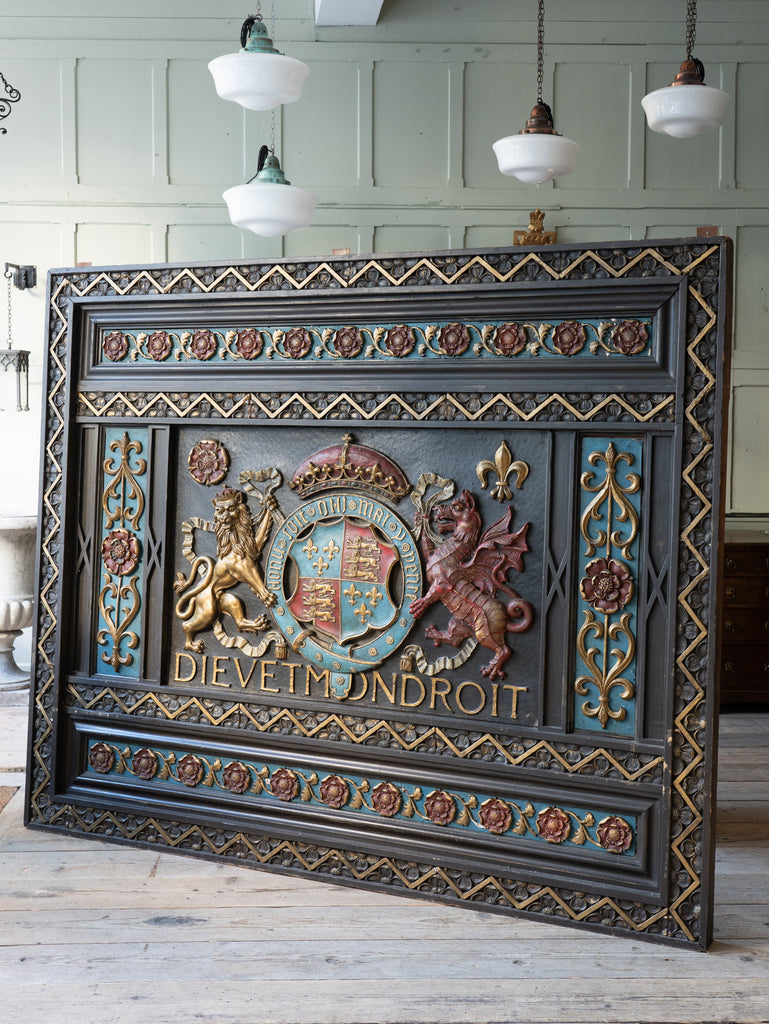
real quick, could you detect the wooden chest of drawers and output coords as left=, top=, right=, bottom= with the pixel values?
left=720, top=531, right=769, bottom=705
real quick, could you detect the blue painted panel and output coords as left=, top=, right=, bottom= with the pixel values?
left=98, top=316, right=654, bottom=365
left=95, top=428, right=148, bottom=678
left=573, top=437, right=642, bottom=737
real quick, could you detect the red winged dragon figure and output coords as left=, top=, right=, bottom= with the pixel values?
left=409, top=490, right=533, bottom=680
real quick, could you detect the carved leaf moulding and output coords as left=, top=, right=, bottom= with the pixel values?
left=30, top=240, right=727, bottom=947
left=84, top=737, right=639, bottom=856
left=97, top=317, right=654, bottom=364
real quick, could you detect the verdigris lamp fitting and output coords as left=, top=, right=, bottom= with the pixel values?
left=223, top=147, right=317, bottom=238
left=209, top=12, right=309, bottom=111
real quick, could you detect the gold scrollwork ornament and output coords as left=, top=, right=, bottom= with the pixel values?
left=580, top=442, right=640, bottom=559
left=102, top=433, right=146, bottom=530
left=575, top=609, right=636, bottom=728
left=97, top=574, right=141, bottom=670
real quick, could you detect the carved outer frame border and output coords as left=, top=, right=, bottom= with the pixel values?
left=27, top=241, right=729, bottom=947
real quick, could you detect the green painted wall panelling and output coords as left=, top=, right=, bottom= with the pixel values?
left=0, top=0, right=767, bottom=517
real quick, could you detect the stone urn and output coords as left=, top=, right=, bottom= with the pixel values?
left=0, top=513, right=38, bottom=690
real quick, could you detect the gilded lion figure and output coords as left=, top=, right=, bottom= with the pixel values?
left=174, top=487, right=276, bottom=652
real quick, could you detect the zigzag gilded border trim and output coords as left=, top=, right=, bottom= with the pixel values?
left=30, top=242, right=722, bottom=943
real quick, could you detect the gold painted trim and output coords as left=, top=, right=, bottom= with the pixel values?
left=76, top=391, right=676, bottom=424
left=66, top=683, right=663, bottom=782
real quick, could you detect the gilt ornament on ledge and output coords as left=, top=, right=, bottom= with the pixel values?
left=514, top=209, right=557, bottom=246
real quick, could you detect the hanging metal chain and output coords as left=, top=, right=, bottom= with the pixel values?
left=270, top=0, right=277, bottom=154
left=536, top=0, right=545, bottom=103
left=255, top=0, right=262, bottom=22
left=685, top=0, right=697, bottom=58
left=5, top=267, right=14, bottom=351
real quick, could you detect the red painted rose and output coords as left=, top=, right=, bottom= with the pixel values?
left=611, top=319, right=649, bottom=356
left=384, top=325, right=415, bottom=358
left=536, top=806, right=571, bottom=843
left=479, top=797, right=513, bottom=834
left=146, top=331, right=172, bottom=361
left=580, top=558, right=634, bottom=615
left=222, top=761, right=251, bottom=794
left=101, top=529, right=140, bottom=576
left=371, top=781, right=402, bottom=817
left=270, top=767, right=299, bottom=801
left=103, top=331, right=128, bottom=361
left=333, top=327, right=364, bottom=358
left=437, top=323, right=471, bottom=356
left=177, top=753, right=204, bottom=787
left=188, top=439, right=229, bottom=486
left=189, top=329, right=217, bottom=361
left=88, top=742, right=114, bottom=774
left=424, top=789, right=456, bottom=826
left=493, top=322, right=527, bottom=356
left=552, top=321, right=587, bottom=356
left=132, top=747, right=158, bottom=780
left=319, top=774, right=349, bottom=808
left=597, top=815, right=633, bottom=854
left=235, top=328, right=262, bottom=360
left=283, top=328, right=312, bottom=359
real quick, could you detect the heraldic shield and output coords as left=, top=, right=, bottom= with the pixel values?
left=268, top=495, right=422, bottom=699
left=287, top=518, right=399, bottom=645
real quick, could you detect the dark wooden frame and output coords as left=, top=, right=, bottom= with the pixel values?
left=25, top=238, right=732, bottom=948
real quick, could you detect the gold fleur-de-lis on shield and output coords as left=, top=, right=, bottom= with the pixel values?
left=366, top=587, right=382, bottom=608
left=344, top=583, right=361, bottom=605
left=313, top=555, right=329, bottom=576
left=354, top=603, right=372, bottom=623
left=324, top=538, right=340, bottom=561
left=476, top=441, right=529, bottom=502
left=303, top=538, right=318, bottom=558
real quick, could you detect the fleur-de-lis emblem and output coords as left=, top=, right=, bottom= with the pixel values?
left=313, top=555, right=329, bottom=576
left=344, top=583, right=361, bottom=605
left=324, top=538, right=340, bottom=561
left=366, top=587, right=382, bottom=608
left=476, top=441, right=529, bottom=502
left=354, top=603, right=372, bottom=624
left=303, top=538, right=318, bottom=558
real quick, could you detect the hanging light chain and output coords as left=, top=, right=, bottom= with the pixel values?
left=5, top=267, right=14, bottom=351
left=685, top=0, right=697, bottom=59
left=254, top=1, right=262, bottom=22
left=270, top=0, right=277, bottom=153
left=536, top=0, right=545, bottom=104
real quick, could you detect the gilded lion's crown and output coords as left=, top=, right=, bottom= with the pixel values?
left=289, top=434, right=410, bottom=502
left=213, top=486, right=242, bottom=505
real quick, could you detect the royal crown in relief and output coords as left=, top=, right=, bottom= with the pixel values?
left=289, top=434, right=411, bottom=502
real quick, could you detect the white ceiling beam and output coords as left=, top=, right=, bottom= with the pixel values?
left=314, top=0, right=385, bottom=27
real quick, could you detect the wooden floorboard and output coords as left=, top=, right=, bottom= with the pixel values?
left=1, top=705, right=768, bottom=1024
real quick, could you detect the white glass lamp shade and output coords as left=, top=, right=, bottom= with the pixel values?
left=641, top=83, right=730, bottom=138
left=493, top=132, right=581, bottom=185
left=223, top=182, right=318, bottom=238
left=208, top=52, right=309, bottom=111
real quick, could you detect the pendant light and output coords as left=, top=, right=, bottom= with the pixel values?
left=492, top=0, right=579, bottom=185
left=641, top=0, right=730, bottom=138
left=223, top=143, right=317, bottom=238
left=209, top=7, right=309, bottom=112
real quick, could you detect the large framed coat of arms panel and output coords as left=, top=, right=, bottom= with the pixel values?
left=26, top=238, right=732, bottom=948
